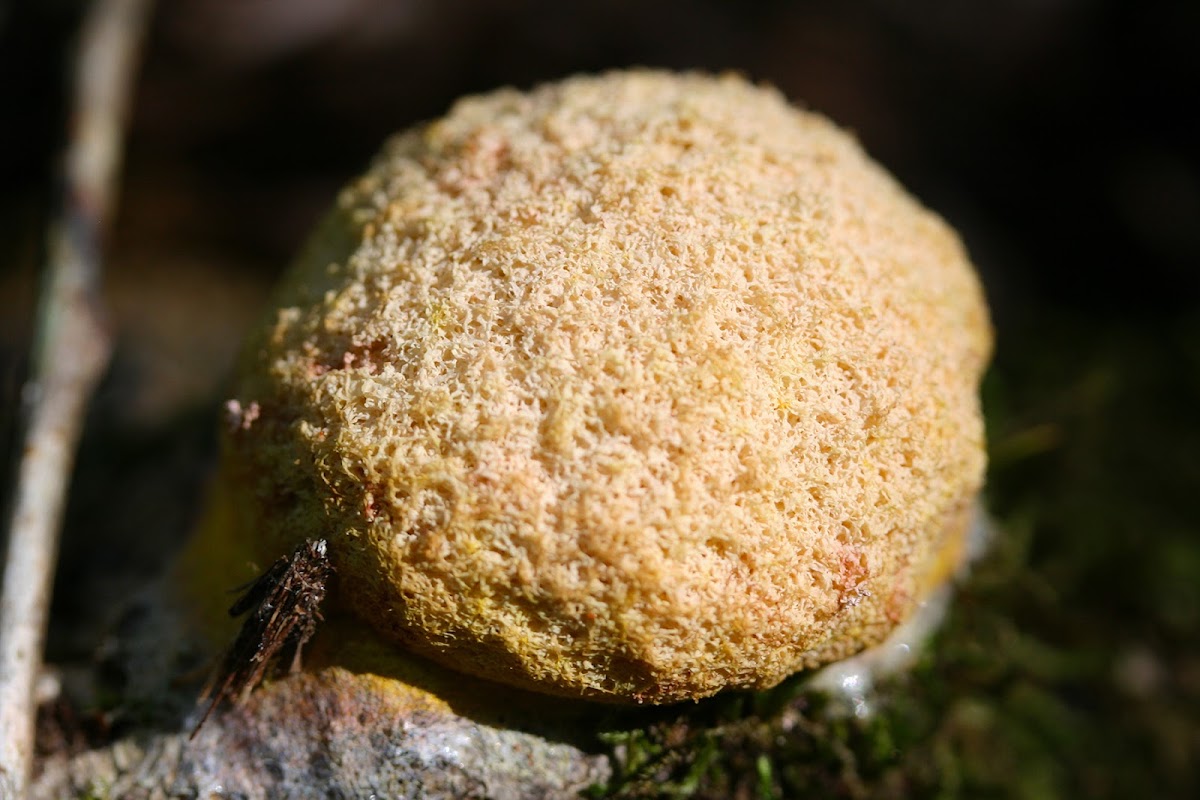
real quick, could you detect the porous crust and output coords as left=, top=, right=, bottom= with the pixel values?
left=221, top=70, right=991, bottom=703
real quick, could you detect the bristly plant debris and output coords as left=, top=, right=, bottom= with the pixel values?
left=191, top=538, right=332, bottom=738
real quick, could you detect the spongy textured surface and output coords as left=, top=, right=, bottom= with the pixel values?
left=221, top=70, right=991, bottom=703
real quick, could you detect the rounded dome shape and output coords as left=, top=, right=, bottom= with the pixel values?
left=219, top=70, right=991, bottom=703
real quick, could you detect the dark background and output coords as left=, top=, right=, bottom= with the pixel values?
left=5, top=0, right=1198, bottom=320
left=1, top=1, right=1197, bottom=796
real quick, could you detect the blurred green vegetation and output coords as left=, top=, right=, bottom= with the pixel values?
left=593, top=314, right=1200, bottom=798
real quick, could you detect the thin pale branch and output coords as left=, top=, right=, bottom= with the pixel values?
left=0, top=0, right=152, bottom=795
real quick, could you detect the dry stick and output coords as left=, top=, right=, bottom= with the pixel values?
left=0, top=0, right=152, bottom=795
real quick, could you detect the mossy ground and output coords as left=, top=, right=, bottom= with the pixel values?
left=588, top=314, right=1200, bottom=799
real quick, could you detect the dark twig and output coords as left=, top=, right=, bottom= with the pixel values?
left=191, top=539, right=332, bottom=739
left=0, top=0, right=152, bottom=794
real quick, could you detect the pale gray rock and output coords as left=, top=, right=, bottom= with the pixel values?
left=31, top=587, right=611, bottom=800
left=34, top=667, right=610, bottom=799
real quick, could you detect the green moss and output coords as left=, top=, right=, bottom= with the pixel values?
left=78, top=783, right=111, bottom=800
left=589, top=314, right=1200, bottom=798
